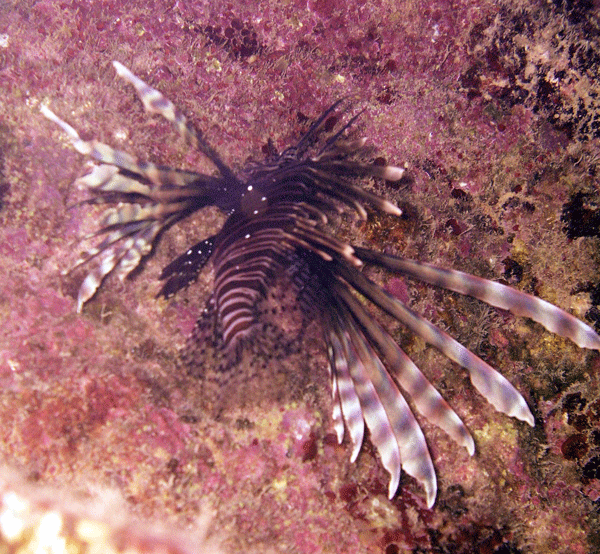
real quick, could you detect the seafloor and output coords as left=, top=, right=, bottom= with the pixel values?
left=1, top=1, right=599, bottom=553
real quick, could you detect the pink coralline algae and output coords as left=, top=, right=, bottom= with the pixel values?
left=2, top=0, right=600, bottom=552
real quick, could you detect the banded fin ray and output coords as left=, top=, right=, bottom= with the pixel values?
left=76, top=219, right=161, bottom=311
left=41, top=104, right=185, bottom=186
left=356, top=248, right=600, bottom=352
left=42, top=97, right=233, bottom=307
left=112, top=61, right=238, bottom=184
left=325, top=342, right=346, bottom=444
left=325, top=327, right=365, bottom=461
left=337, top=260, right=535, bottom=426
left=328, top=308, right=403, bottom=500
left=329, top=284, right=437, bottom=507
left=334, top=282, right=475, bottom=456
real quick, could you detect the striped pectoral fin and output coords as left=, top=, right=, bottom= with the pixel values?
left=76, top=221, right=161, bottom=311
left=77, top=249, right=117, bottom=310
left=336, top=283, right=475, bottom=455
left=452, top=343, right=534, bottom=425
left=325, top=342, right=346, bottom=444
left=330, top=367, right=346, bottom=444
left=338, top=261, right=535, bottom=427
left=97, top=202, right=177, bottom=228
left=373, top=330, right=475, bottom=454
left=355, top=248, right=600, bottom=351
left=69, top=221, right=147, bottom=274
left=112, top=220, right=162, bottom=281
left=111, top=61, right=196, bottom=145
left=69, top=201, right=175, bottom=276
left=76, top=165, right=143, bottom=194
left=77, top=164, right=205, bottom=199
left=76, top=237, right=134, bottom=311
left=113, top=61, right=179, bottom=126
left=331, top=316, right=402, bottom=496
left=327, top=326, right=365, bottom=461
left=457, top=276, right=600, bottom=351
left=41, top=105, right=93, bottom=156
left=82, top=144, right=204, bottom=190
left=42, top=101, right=208, bottom=195
left=333, top=299, right=437, bottom=506
left=398, top=299, right=534, bottom=426
left=41, top=105, right=154, bottom=179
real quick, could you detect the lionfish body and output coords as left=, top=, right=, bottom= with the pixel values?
left=42, top=62, right=600, bottom=508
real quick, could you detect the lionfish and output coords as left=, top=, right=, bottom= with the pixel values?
left=42, top=62, right=600, bottom=508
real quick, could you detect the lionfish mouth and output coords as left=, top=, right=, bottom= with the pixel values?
left=42, top=62, right=600, bottom=508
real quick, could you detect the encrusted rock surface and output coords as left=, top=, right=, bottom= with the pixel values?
left=0, top=1, right=599, bottom=552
